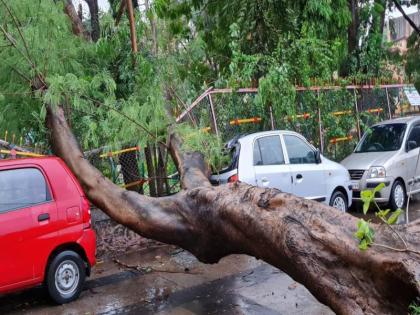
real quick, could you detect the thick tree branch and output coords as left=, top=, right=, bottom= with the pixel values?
left=168, top=132, right=211, bottom=190
left=46, top=103, right=420, bottom=315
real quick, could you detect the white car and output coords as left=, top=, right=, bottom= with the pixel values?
left=211, top=131, right=353, bottom=212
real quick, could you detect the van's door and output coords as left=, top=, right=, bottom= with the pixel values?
left=0, top=167, right=57, bottom=290
left=282, top=134, right=326, bottom=201
left=405, top=123, right=420, bottom=193
left=253, top=135, right=293, bottom=193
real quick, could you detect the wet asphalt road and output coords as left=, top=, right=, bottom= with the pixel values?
left=1, top=201, right=419, bottom=315
left=0, top=248, right=333, bottom=315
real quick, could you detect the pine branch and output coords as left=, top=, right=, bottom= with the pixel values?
left=0, top=0, right=34, bottom=64
left=83, top=96, right=169, bottom=148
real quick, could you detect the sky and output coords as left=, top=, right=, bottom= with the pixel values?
left=72, top=0, right=110, bottom=14
left=98, top=0, right=110, bottom=11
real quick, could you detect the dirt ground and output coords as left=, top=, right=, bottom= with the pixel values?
left=1, top=201, right=419, bottom=315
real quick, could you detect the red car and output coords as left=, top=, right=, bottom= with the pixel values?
left=0, top=157, right=96, bottom=304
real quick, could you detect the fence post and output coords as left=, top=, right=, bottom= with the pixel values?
left=208, top=94, right=219, bottom=137
left=144, top=145, right=157, bottom=197
left=385, top=87, right=392, bottom=119
left=353, top=88, right=362, bottom=140
left=269, top=105, right=275, bottom=130
left=317, top=90, right=324, bottom=154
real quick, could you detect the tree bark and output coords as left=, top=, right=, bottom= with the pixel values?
left=347, top=0, right=359, bottom=55
left=144, top=144, right=157, bottom=197
left=144, top=0, right=158, bottom=55
left=63, top=0, right=90, bottom=40
left=114, top=0, right=127, bottom=26
left=84, top=0, right=100, bottom=42
left=46, top=104, right=420, bottom=315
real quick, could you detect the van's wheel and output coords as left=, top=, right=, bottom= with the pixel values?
left=330, top=190, right=348, bottom=212
left=389, top=179, right=406, bottom=211
left=46, top=250, right=86, bottom=304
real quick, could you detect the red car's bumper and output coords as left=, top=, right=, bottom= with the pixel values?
left=78, top=228, right=96, bottom=268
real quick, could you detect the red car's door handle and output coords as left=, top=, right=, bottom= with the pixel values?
left=38, top=213, right=50, bottom=222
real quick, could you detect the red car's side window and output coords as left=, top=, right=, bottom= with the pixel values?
left=0, top=168, right=51, bottom=214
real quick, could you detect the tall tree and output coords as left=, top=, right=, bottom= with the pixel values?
left=84, top=0, right=100, bottom=41
left=1, top=3, right=420, bottom=313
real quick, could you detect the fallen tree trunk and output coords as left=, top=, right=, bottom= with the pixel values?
left=46, top=105, right=419, bottom=315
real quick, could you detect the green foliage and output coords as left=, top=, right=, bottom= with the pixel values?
left=0, top=0, right=408, bottom=168
left=361, top=183, right=404, bottom=224
left=386, top=208, right=402, bottom=225
left=409, top=302, right=420, bottom=315
left=0, top=0, right=172, bottom=151
left=356, top=183, right=405, bottom=251
left=355, top=218, right=375, bottom=250
left=257, top=65, right=296, bottom=118
left=175, top=124, right=228, bottom=170
left=0, top=0, right=92, bottom=142
left=361, top=182, right=385, bottom=214
left=406, top=34, right=420, bottom=91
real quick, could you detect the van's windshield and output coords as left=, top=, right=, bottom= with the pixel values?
left=355, top=123, right=407, bottom=153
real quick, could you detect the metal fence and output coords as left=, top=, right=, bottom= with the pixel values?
left=1, top=82, right=417, bottom=194
left=0, top=140, right=179, bottom=197
left=176, top=84, right=417, bottom=161
left=86, top=144, right=179, bottom=196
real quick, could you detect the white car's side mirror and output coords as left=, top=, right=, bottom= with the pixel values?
left=314, top=150, right=321, bottom=164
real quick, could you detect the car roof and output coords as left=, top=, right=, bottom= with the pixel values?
left=238, top=130, right=301, bottom=142
left=372, top=115, right=420, bottom=126
left=0, top=156, right=60, bottom=167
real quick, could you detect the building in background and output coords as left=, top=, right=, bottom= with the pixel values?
left=386, top=5, right=420, bottom=52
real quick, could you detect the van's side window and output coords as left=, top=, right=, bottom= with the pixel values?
left=0, top=168, right=51, bottom=213
left=407, top=125, right=420, bottom=150
left=253, top=136, right=285, bottom=166
left=284, top=135, right=316, bottom=164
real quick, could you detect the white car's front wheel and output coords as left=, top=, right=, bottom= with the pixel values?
left=389, top=180, right=406, bottom=211
left=329, top=191, right=348, bottom=212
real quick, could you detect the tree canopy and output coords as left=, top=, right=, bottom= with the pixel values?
left=0, top=0, right=418, bottom=156
left=1, top=1, right=420, bottom=314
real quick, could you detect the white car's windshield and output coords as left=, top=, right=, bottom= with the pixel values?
left=355, top=123, right=407, bottom=153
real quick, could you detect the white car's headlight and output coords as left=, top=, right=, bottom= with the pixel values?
left=368, top=166, right=386, bottom=178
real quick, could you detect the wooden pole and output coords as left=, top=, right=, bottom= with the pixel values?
left=385, top=87, right=392, bottom=119
left=208, top=94, right=219, bottom=137
left=269, top=105, right=275, bottom=130
left=317, top=90, right=324, bottom=154
left=126, top=0, right=138, bottom=54
left=353, top=89, right=362, bottom=140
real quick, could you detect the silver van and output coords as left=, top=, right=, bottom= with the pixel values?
left=341, top=116, right=420, bottom=210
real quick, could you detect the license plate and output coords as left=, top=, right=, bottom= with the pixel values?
left=352, top=182, right=359, bottom=190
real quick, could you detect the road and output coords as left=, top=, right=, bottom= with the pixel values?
left=1, top=201, right=419, bottom=315
left=0, top=247, right=333, bottom=315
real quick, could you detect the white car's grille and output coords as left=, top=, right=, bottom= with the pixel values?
left=349, top=169, right=365, bottom=180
